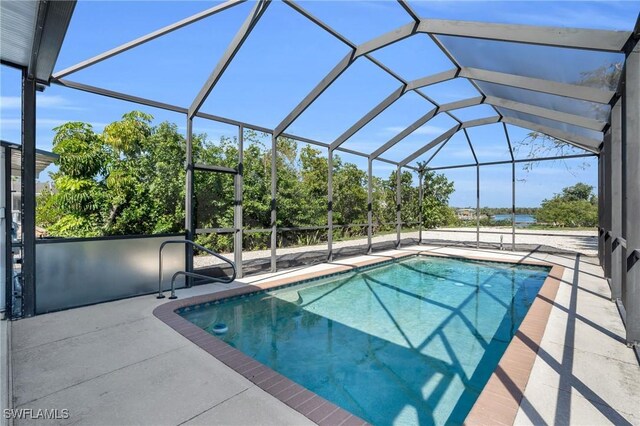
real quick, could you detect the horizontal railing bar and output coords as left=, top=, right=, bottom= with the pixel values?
left=243, top=228, right=272, bottom=234
left=193, top=163, right=237, bottom=174
left=422, top=228, right=596, bottom=238
left=279, top=225, right=329, bottom=231
left=195, top=228, right=235, bottom=234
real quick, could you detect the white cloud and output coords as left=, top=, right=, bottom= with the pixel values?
left=1, top=117, right=107, bottom=131
left=0, top=96, right=20, bottom=109
left=0, top=95, right=84, bottom=111
left=38, top=94, right=85, bottom=110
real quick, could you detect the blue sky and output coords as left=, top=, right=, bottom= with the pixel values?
left=1, top=0, right=638, bottom=207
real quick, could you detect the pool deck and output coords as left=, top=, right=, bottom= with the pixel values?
left=6, top=246, right=639, bottom=425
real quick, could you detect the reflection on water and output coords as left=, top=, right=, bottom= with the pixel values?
left=492, top=214, right=536, bottom=225
left=182, top=256, right=548, bottom=425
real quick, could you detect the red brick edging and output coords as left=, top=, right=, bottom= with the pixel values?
left=154, top=250, right=562, bottom=426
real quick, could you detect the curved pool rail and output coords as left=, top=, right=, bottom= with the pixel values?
left=157, top=239, right=236, bottom=299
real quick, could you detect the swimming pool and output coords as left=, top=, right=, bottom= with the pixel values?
left=179, top=255, right=550, bottom=425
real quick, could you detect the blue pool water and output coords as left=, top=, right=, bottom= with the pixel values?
left=180, top=256, right=549, bottom=425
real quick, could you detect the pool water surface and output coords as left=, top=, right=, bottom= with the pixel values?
left=180, top=255, right=549, bottom=425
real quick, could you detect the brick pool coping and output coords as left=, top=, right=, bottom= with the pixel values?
left=153, top=250, right=563, bottom=426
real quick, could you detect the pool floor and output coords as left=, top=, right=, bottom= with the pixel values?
left=181, top=256, right=549, bottom=425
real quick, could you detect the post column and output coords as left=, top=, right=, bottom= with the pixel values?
left=623, top=38, right=640, bottom=345
left=21, top=71, right=36, bottom=317
left=418, top=170, right=424, bottom=245
left=234, top=126, right=244, bottom=279
left=270, top=135, right=277, bottom=272
left=396, top=166, right=401, bottom=249
left=610, top=99, right=623, bottom=301
left=185, top=117, right=194, bottom=286
left=604, top=131, right=612, bottom=278
left=327, top=148, right=334, bottom=262
left=476, top=165, right=480, bottom=249
left=367, top=158, right=373, bottom=254
left=511, top=160, right=516, bottom=251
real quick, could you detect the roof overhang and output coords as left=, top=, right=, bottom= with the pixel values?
left=1, top=141, right=58, bottom=177
left=1, top=0, right=76, bottom=83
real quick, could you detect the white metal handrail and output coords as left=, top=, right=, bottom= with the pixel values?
left=157, top=239, right=236, bottom=299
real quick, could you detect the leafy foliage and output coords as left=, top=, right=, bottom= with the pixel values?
left=37, top=112, right=458, bottom=250
left=535, top=183, right=597, bottom=227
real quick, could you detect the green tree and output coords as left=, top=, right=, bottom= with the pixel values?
left=39, top=113, right=187, bottom=237
left=419, top=169, right=456, bottom=228
left=333, top=156, right=368, bottom=226
left=535, top=183, right=598, bottom=227
left=38, top=112, right=458, bottom=250
left=374, top=168, right=456, bottom=230
left=559, top=182, right=594, bottom=202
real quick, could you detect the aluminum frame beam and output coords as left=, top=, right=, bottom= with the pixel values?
left=426, top=152, right=596, bottom=171
left=461, top=116, right=501, bottom=128
left=418, top=19, right=630, bottom=52
left=504, top=123, right=516, bottom=251
left=501, top=116, right=601, bottom=153
left=405, top=68, right=459, bottom=91
left=370, top=107, right=437, bottom=160
left=53, top=78, right=189, bottom=114
left=55, top=74, right=598, bottom=172
left=362, top=84, right=607, bottom=166
left=282, top=0, right=354, bottom=47
left=355, top=23, right=416, bottom=57
left=274, top=50, right=354, bottom=137
left=423, top=135, right=452, bottom=166
left=399, top=125, right=460, bottom=167
left=459, top=128, right=479, bottom=250
left=330, top=85, right=406, bottom=150
left=369, top=97, right=483, bottom=161
left=273, top=21, right=418, bottom=137
left=399, top=116, right=503, bottom=167
left=53, top=0, right=244, bottom=79
left=189, top=0, right=270, bottom=118
left=463, top=128, right=479, bottom=165
left=50, top=78, right=414, bottom=170
left=486, top=96, right=606, bottom=131
left=331, top=81, right=604, bottom=153
left=459, top=67, right=615, bottom=104
left=395, top=0, right=503, bottom=124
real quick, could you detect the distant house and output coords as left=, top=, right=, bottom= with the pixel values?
left=456, top=208, right=476, bottom=221
left=2, top=141, right=58, bottom=238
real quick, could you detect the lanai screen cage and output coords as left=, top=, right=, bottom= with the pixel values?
left=0, top=0, right=639, bottom=347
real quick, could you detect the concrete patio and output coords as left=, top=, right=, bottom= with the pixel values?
left=6, top=246, right=639, bottom=425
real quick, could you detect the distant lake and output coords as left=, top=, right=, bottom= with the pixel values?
left=492, top=214, right=536, bottom=224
